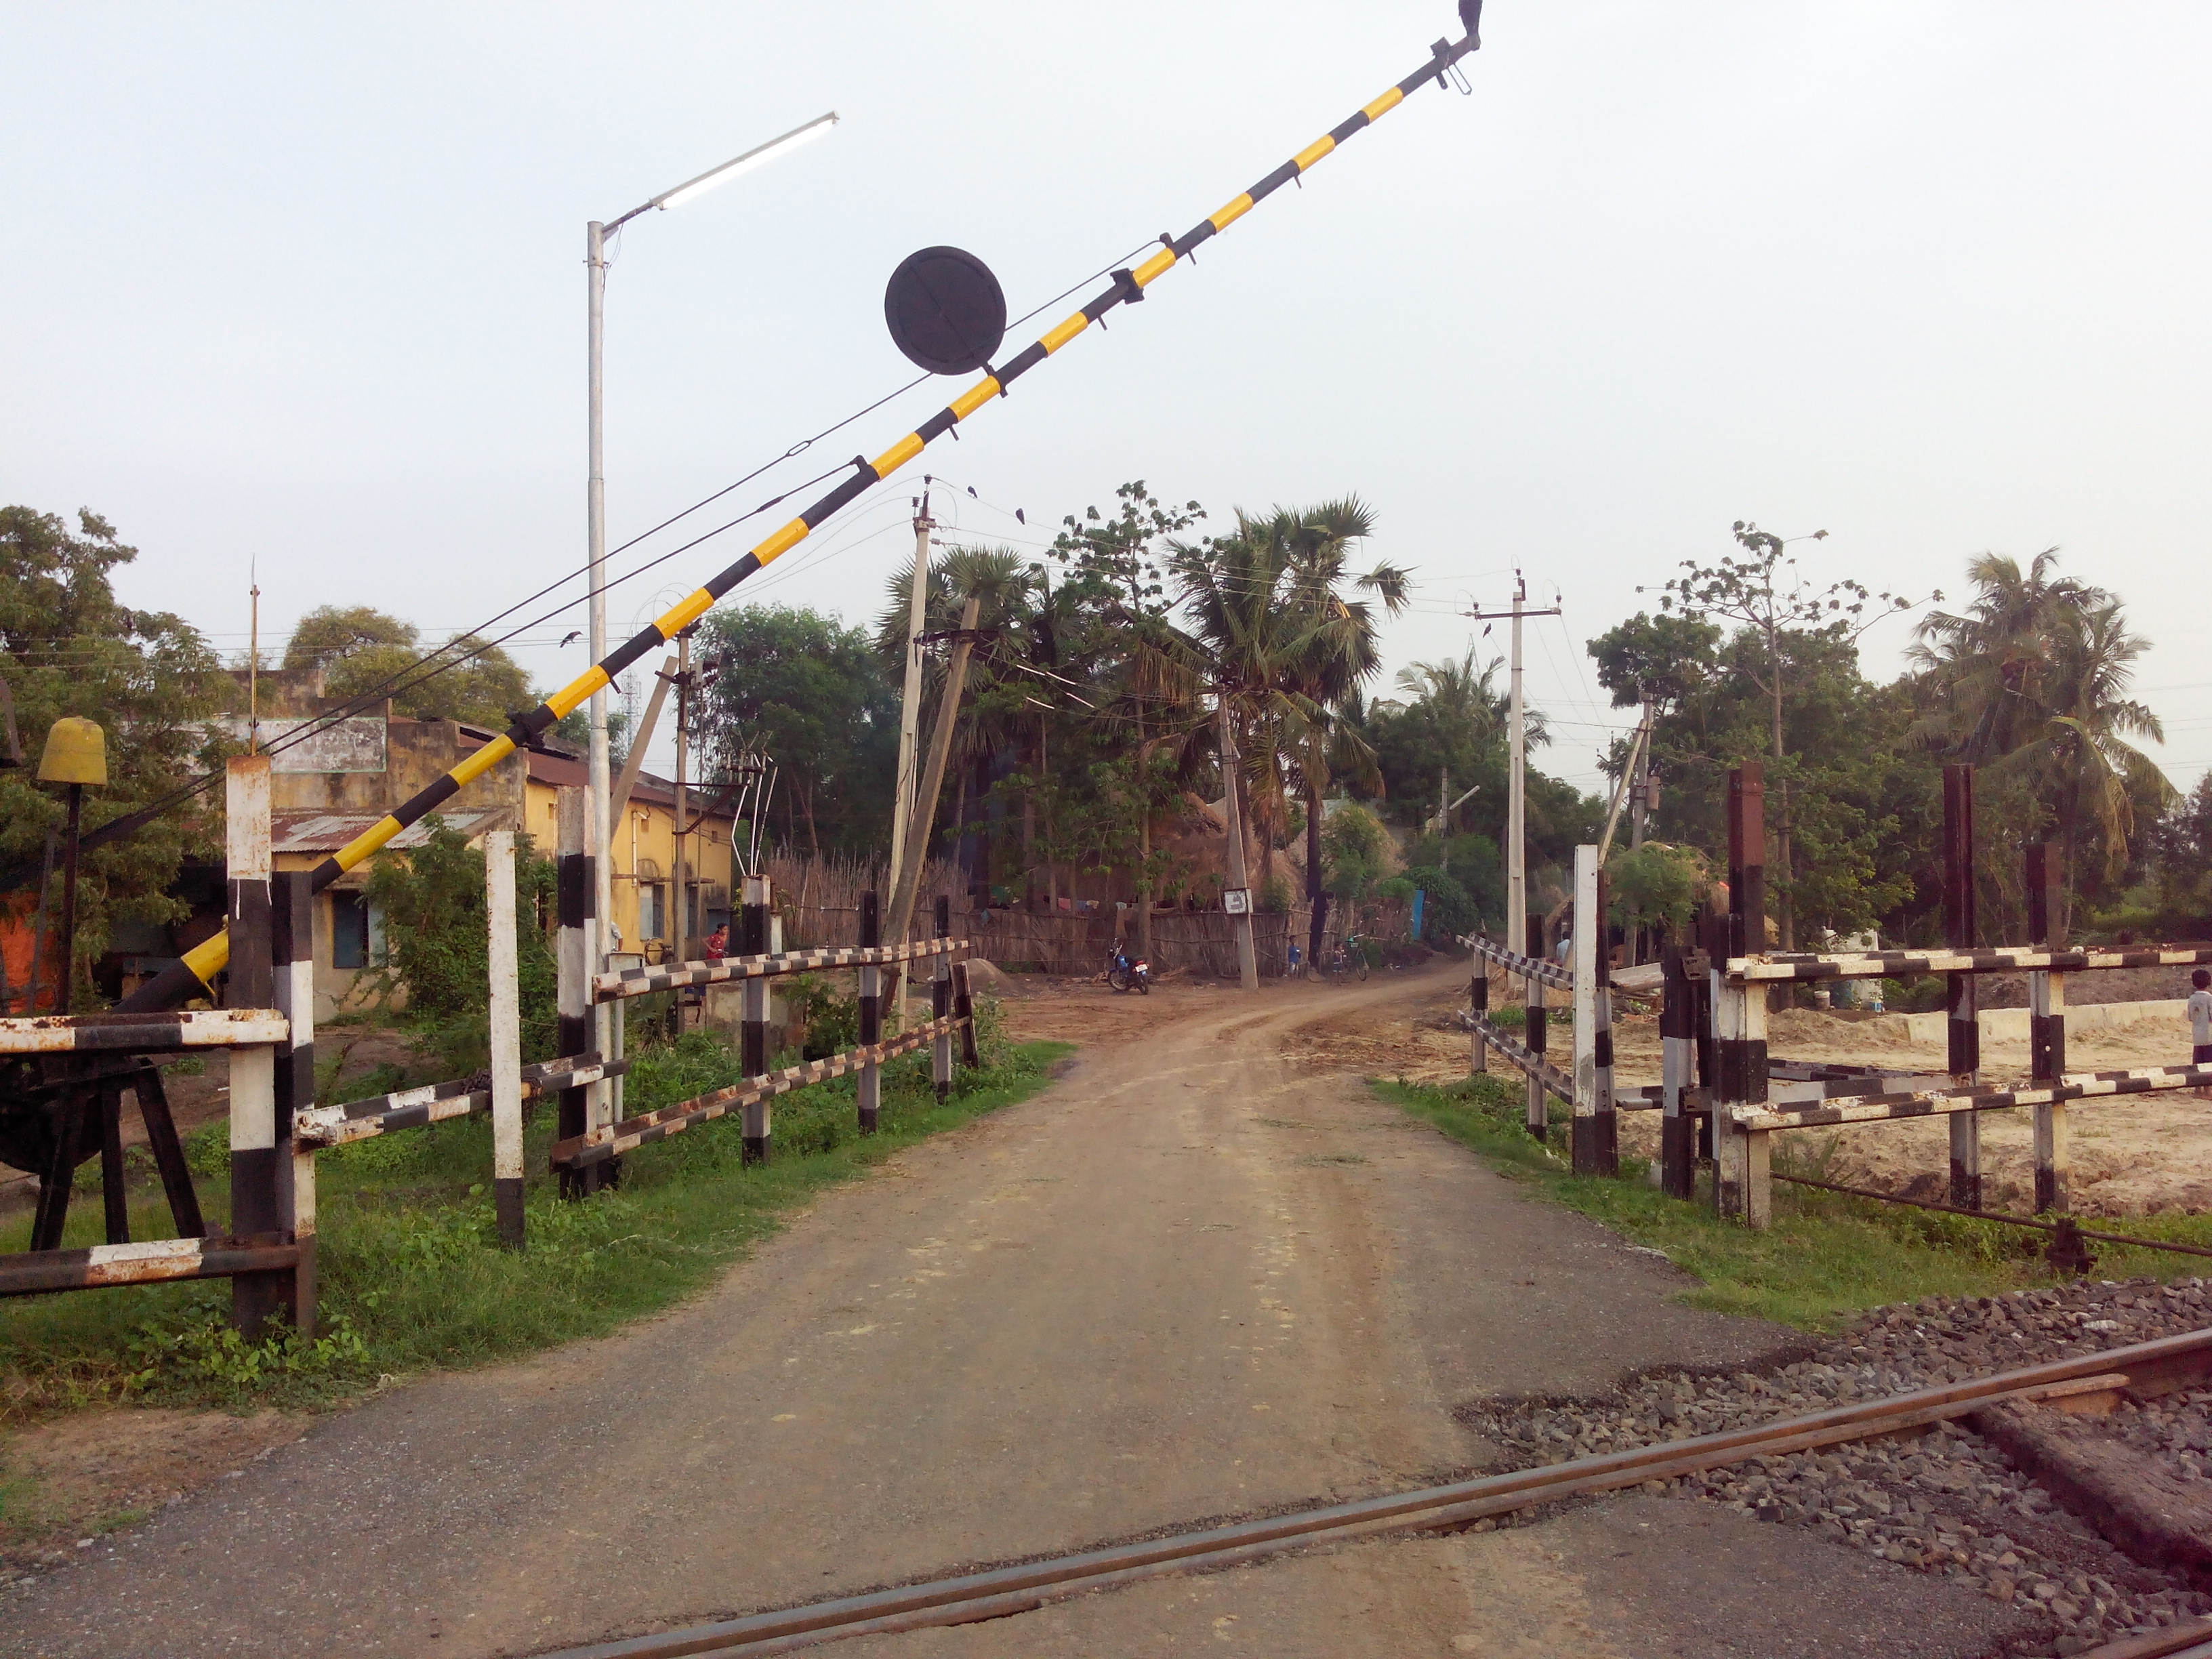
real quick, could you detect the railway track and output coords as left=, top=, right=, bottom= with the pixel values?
left=544, top=1326, right=2212, bottom=1659
left=2083, top=1620, right=2212, bottom=1658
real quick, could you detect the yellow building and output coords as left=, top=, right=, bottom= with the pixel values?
left=509, top=743, right=737, bottom=967
left=175, top=669, right=736, bottom=1019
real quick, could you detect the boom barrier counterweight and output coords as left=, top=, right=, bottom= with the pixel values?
left=125, top=10, right=1485, bottom=1013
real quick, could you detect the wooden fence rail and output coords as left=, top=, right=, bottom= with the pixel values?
left=1701, top=761, right=2212, bottom=1230
left=293, top=1054, right=630, bottom=1149
left=549, top=1012, right=973, bottom=1171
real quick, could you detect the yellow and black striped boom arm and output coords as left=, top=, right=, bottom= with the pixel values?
left=146, top=11, right=1482, bottom=1008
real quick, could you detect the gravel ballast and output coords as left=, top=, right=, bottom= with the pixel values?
left=1462, top=1276, right=2212, bottom=1657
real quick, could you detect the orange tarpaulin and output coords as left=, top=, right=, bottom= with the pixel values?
left=0, top=902, right=60, bottom=1014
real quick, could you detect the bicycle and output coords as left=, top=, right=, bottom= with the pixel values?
left=1307, top=935, right=1370, bottom=982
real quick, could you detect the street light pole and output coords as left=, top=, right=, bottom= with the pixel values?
left=586, top=217, right=611, bottom=1074
left=580, top=108, right=838, bottom=1054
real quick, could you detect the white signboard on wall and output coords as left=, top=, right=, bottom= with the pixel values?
left=220, top=716, right=386, bottom=773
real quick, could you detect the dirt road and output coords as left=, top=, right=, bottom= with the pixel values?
left=9, top=965, right=2020, bottom=1657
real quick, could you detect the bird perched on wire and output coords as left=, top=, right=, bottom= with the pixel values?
left=558, top=630, right=581, bottom=648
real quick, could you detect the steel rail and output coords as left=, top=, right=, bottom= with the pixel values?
left=123, top=11, right=1486, bottom=1018
left=538, top=1324, right=2212, bottom=1659
left=2080, top=1623, right=2212, bottom=1659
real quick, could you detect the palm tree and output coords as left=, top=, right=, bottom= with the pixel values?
left=1908, top=550, right=2106, bottom=760
left=1911, top=552, right=2168, bottom=933
left=1995, top=598, right=2168, bottom=930
left=1170, top=498, right=1407, bottom=964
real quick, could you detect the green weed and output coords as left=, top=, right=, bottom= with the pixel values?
left=1368, top=1076, right=2196, bottom=1331
left=1, top=1024, right=1071, bottom=1421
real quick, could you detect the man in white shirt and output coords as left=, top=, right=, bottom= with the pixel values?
left=2190, top=969, right=2212, bottom=1065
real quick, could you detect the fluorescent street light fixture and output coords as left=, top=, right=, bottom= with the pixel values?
left=604, top=112, right=839, bottom=231
left=606, top=111, right=839, bottom=228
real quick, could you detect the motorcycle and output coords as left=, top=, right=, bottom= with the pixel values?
left=1106, top=940, right=1151, bottom=994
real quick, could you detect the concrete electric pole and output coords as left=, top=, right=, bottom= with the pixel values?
left=1466, top=575, right=1557, bottom=970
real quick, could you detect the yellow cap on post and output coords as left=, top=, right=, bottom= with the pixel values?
left=38, top=716, right=107, bottom=786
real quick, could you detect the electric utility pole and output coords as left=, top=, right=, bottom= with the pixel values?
left=1466, top=575, right=1557, bottom=972
left=672, top=626, right=693, bottom=965
left=1631, top=692, right=1654, bottom=851
left=1216, top=692, right=1259, bottom=992
left=890, top=483, right=933, bottom=903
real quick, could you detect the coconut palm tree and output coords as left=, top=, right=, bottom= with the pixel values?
left=1908, top=550, right=2107, bottom=760
left=1170, top=498, right=1407, bottom=964
left=1994, top=598, right=2168, bottom=929
left=1911, top=552, right=2168, bottom=931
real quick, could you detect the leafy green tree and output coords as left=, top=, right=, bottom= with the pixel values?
left=1042, top=483, right=1209, bottom=945
left=1391, top=864, right=1475, bottom=942
left=1912, top=557, right=2167, bottom=931
left=284, top=604, right=534, bottom=729
left=364, top=819, right=557, bottom=1068
left=0, top=507, right=230, bottom=1007
left=1319, top=802, right=1393, bottom=904
left=1605, top=842, right=1706, bottom=943
left=693, top=604, right=899, bottom=857
left=1656, top=523, right=1933, bottom=947
left=1589, top=606, right=1929, bottom=946
left=1170, top=499, right=1406, bottom=964
left=2140, top=776, right=2212, bottom=937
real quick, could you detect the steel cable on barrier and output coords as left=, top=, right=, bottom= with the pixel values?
left=122, top=5, right=1489, bottom=1012
left=0, top=242, right=1174, bottom=909
left=235, top=233, right=1163, bottom=763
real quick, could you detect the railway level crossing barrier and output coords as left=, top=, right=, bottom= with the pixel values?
left=0, top=759, right=308, bottom=1333
left=1456, top=762, right=2212, bottom=1231
left=1459, top=844, right=1619, bottom=1174
left=1702, top=760, right=2212, bottom=1229
left=558, top=878, right=977, bottom=1178
left=0, top=772, right=974, bottom=1338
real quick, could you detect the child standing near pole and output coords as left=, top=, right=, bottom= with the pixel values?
left=2190, top=969, right=2212, bottom=1065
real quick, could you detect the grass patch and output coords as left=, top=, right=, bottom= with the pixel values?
left=2, top=1009, right=1071, bottom=1422
left=1372, top=1075, right=2212, bottom=1331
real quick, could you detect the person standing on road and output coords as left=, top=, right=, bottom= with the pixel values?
left=2190, top=969, right=2212, bottom=1065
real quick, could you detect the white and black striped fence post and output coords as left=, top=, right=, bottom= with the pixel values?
left=1572, top=846, right=1598, bottom=1173
left=741, top=874, right=771, bottom=1164
left=1595, top=863, right=1617, bottom=1176
left=1943, top=764, right=1982, bottom=1210
left=556, top=786, right=599, bottom=1199
left=1715, top=763, right=1772, bottom=1228
left=857, top=890, right=882, bottom=1134
left=224, top=757, right=286, bottom=1336
left=2028, top=842, right=2069, bottom=1213
left=1696, top=901, right=1723, bottom=1164
left=1523, top=916, right=1547, bottom=1141
left=954, top=960, right=979, bottom=1069
left=272, top=868, right=316, bottom=1336
left=487, top=830, right=525, bottom=1247
left=933, top=895, right=953, bottom=1103
left=1570, top=845, right=1616, bottom=1176
left=1467, top=960, right=1488, bottom=1075
left=1660, top=943, right=1696, bottom=1200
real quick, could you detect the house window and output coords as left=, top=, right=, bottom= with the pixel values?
left=639, top=882, right=668, bottom=942
left=332, top=892, right=371, bottom=969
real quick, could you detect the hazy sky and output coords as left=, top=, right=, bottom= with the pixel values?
left=6, top=2, right=2209, bottom=798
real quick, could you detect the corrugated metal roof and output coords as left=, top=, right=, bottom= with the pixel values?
left=270, top=809, right=505, bottom=854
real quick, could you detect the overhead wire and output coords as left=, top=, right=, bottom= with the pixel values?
left=234, top=235, right=1166, bottom=761
left=0, top=235, right=1173, bottom=891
